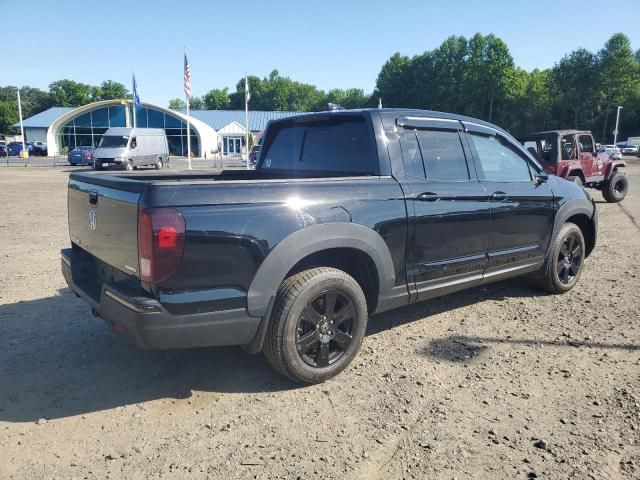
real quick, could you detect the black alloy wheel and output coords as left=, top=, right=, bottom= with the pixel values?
left=263, top=267, right=368, bottom=384
left=295, top=289, right=356, bottom=368
left=556, top=232, right=583, bottom=285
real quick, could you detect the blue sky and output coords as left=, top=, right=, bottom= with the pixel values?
left=5, top=0, right=639, bottom=107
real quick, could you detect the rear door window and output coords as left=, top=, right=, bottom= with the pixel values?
left=260, top=115, right=377, bottom=175
left=415, top=130, right=469, bottom=181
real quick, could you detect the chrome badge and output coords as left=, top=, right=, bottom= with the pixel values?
left=88, top=210, right=97, bottom=231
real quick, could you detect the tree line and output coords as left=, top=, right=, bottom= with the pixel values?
left=167, top=69, right=370, bottom=112
left=373, top=33, right=640, bottom=142
left=2, top=32, right=638, bottom=142
left=0, top=80, right=129, bottom=133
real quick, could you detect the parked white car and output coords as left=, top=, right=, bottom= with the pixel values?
left=600, top=144, right=623, bottom=160
left=621, top=145, right=639, bottom=155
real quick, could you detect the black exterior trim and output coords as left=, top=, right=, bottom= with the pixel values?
left=246, top=223, right=397, bottom=317
left=61, top=249, right=260, bottom=349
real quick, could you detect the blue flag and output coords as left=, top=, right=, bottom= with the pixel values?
left=132, top=74, right=142, bottom=108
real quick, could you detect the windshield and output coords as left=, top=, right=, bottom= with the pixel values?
left=98, top=135, right=129, bottom=148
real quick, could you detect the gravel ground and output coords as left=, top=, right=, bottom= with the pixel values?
left=0, top=165, right=639, bottom=480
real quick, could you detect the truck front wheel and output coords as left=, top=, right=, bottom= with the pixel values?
left=530, top=222, right=585, bottom=294
left=263, top=267, right=368, bottom=384
left=602, top=172, right=628, bottom=203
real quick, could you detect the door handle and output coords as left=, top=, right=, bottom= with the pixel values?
left=417, top=192, right=439, bottom=202
left=491, top=191, right=507, bottom=200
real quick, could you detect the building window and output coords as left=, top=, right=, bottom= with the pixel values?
left=58, top=105, right=198, bottom=156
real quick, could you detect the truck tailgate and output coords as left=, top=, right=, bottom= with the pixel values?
left=68, top=178, right=141, bottom=277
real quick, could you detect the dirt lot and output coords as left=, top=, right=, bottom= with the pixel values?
left=1, top=165, right=639, bottom=480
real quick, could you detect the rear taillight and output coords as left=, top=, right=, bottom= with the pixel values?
left=138, top=208, right=185, bottom=283
left=545, top=164, right=556, bottom=174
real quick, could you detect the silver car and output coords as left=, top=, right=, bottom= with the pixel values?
left=600, top=144, right=623, bottom=161
left=93, top=128, right=169, bottom=171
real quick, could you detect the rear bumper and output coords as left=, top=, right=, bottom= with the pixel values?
left=61, top=248, right=261, bottom=349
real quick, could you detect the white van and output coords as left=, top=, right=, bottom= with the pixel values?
left=93, top=128, right=169, bottom=170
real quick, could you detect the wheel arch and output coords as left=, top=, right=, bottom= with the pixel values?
left=567, top=169, right=585, bottom=182
left=605, top=161, right=626, bottom=178
left=246, top=223, right=396, bottom=318
left=553, top=199, right=597, bottom=258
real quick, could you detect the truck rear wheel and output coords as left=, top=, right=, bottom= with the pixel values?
left=263, top=267, right=368, bottom=384
left=602, top=172, right=628, bottom=203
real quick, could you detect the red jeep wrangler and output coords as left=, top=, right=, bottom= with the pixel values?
left=520, top=130, right=628, bottom=203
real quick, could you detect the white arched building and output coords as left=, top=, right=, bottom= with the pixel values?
left=16, top=102, right=301, bottom=158
left=38, top=100, right=219, bottom=157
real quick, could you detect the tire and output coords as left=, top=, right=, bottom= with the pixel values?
left=263, top=267, right=368, bottom=385
left=155, top=158, right=163, bottom=169
left=531, top=222, right=585, bottom=294
left=125, top=160, right=134, bottom=171
left=602, top=172, right=628, bottom=203
left=69, top=162, right=76, bottom=166
left=566, top=176, right=583, bottom=187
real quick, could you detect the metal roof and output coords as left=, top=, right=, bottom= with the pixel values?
left=181, top=109, right=302, bottom=131
left=16, top=107, right=74, bottom=128
left=16, top=106, right=302, bottom=132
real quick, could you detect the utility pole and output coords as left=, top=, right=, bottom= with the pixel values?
left=613, top=105, right=623, bottom=145
left=17, top=89, right=28, bottom=166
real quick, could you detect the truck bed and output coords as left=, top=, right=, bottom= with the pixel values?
left=69, top=168, right=376, bottom=191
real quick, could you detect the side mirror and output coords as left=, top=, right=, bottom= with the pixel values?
left=534, top=173, right=549, bottom=184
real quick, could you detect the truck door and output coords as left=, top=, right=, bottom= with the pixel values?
left=463, top=124, right=554, bottom=277
left=397, top=117, right=491, bottom=302
left=577, top=133, right=599, bottom=177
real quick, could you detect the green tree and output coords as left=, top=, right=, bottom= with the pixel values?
left=549, top=48, right=598, bottom=130
left=323, top=88, right=369, bottom=109
left=48, top=79, right=93, bottom=107
left=203, top=88, right=230, bottom=109
left=97, top=80, right=129, bottom=101
left=168, top=98, right=186, bottom=109
left=189, top=96, right=204, bottom=109
left=596, top=33, right=638, bottom=142
left=0, top=99, right=18, bottom=133
left=373, top=53, right=412, bottom=107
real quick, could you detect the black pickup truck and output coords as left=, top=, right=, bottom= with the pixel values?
left=62, top=109, right=597, bottom=384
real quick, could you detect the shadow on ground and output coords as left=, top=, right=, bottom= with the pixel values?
left=421, top=334, right=640, bottom=363
left=1, top=278, right=635, bottom=423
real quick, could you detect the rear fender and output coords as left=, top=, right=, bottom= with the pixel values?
left=246, top=223, right=396, bottom=317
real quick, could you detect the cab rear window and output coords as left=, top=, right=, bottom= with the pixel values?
left=259, top=115, right=377, bottom=175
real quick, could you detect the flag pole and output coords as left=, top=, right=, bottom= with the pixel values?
left=186, top=95, right=191, bottom=170
left=245, top=72, right=249, bottom=169
left=132, top=70, right=137, bottom=128
left=185, top=49, right=192, bottom=170
left=17, top=89, right=28, bottom=166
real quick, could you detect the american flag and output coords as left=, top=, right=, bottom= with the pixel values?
left=184, top=52, right=191, bottom=99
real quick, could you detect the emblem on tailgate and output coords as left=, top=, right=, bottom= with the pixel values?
left=88, top=209, right=97, bottom=231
